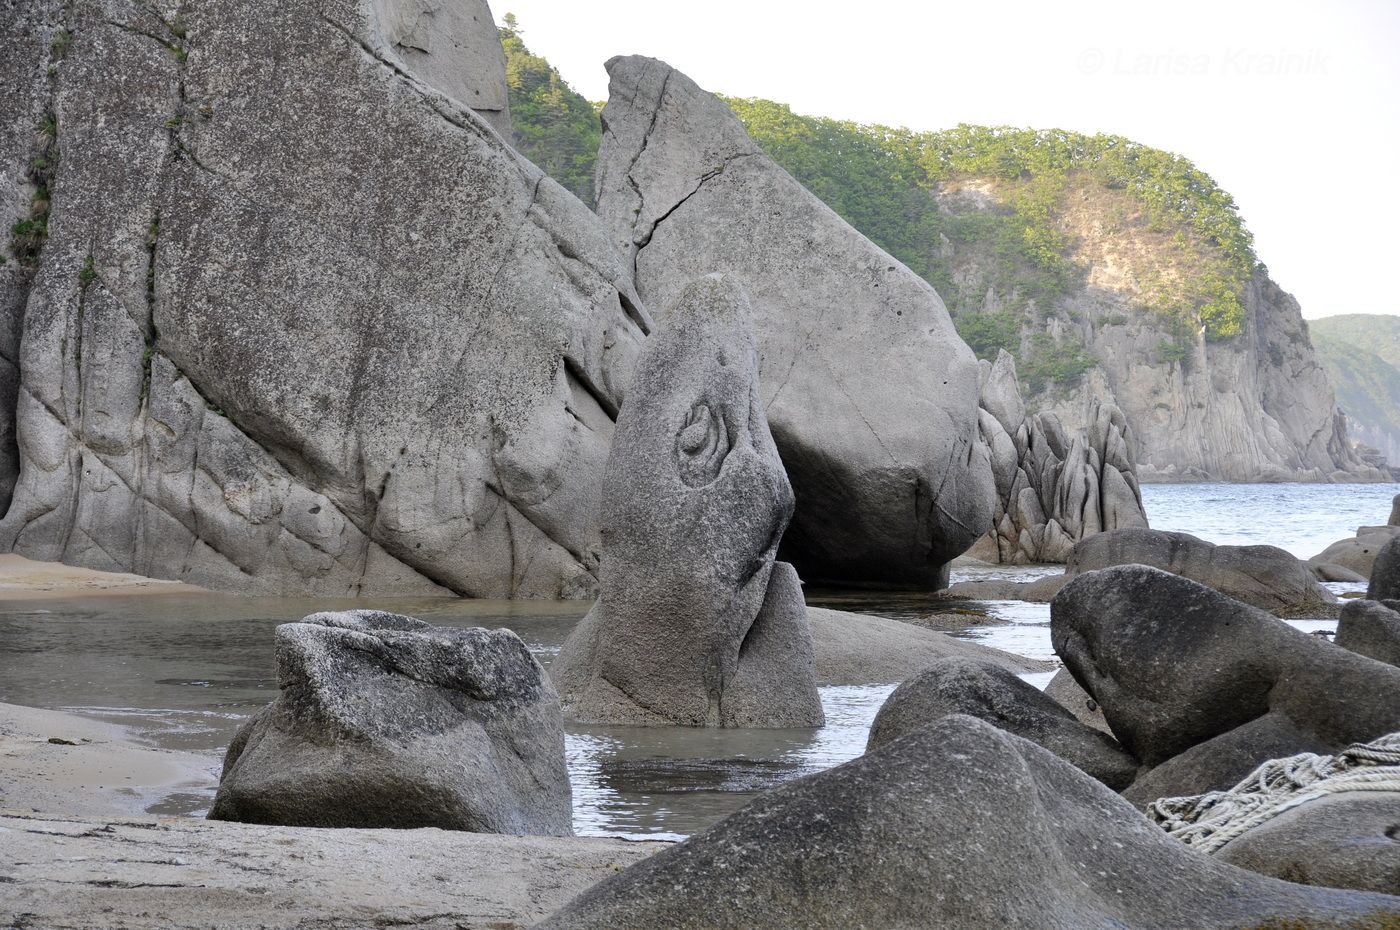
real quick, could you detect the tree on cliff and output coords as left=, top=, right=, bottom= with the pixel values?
left=499, top=14, right=600, bottom=207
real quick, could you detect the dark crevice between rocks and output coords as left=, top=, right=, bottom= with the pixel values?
left=562, top=355, right=619, bottom=421
left=617, top=290, right=650, bottom=335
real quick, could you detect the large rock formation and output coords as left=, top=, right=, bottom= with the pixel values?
left=866, top=657, right=1138, bottom=789
left=594, top=56, right=994, bottom=589
left=972, top=349, right=1147, bottom=563
left=537, top=715, right=1400, bottom=929
left=549, top=275, right=822, bottom=728
left=1068, top=527, right=1336, bottom=616
left=210, top=609, right=572, bottom=835
left=0, top=0, right=649, bottom=597
left=1052, top=565, right=1400, bottom=802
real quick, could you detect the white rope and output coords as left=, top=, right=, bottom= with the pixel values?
left=1147, top=732, right=1400, bottom=853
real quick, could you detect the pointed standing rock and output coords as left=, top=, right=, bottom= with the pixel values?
left=550, top=275, right=823, bottom=728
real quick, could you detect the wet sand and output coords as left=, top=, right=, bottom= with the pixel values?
left=0, top=701, right=216, bottom=818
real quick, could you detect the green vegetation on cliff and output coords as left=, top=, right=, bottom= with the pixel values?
left=499, top=15, right=600, bottom=206
left=723, top=99, right=1255, bottom=344
left=499, top=29, right=1261, bottom=393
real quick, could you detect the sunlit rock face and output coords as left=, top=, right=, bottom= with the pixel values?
left=550, top=274, right=823, bottom=729
left=0, top=0, right=650, bottom=597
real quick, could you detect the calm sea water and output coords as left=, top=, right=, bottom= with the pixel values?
left=1, top=482, right=1391, bottom=837
left=1139, top=481, right=1399, bottom=559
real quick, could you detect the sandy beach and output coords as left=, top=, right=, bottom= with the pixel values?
left=0, top=553, right=208, bottom=601
left=0, top=702, right=217, bottom=818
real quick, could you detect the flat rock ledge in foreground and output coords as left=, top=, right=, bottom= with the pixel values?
left=0, top=811, right=664, bottom=930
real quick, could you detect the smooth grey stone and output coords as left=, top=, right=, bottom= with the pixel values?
left=1052, top=565, right=1400, bottom=802
left=1216, top=793, right=1400, bottom=895
left=1368, top=536, right=1400, bottom=600
left=536, top=715, right=1400, bottom=930
left=1337, top=598, right=1400, bottom=666
left=1068, top=527, right=1336, bottom=615
left=866, top=657, right=1138, bottom=789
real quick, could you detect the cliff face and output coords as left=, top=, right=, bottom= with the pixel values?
left=1310, top=315, right=1400, bottom=469
left=932, top=179, right=1382, bottom=483
left=1024, top=270, right=1373, bottom=482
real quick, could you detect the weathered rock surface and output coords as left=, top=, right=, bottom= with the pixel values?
left=210, top=609, right=572, bottom=834
left=549, top=275, right=822, bottom=728
left=972, top=350, right=1148, bottom=563
left=0, top=812, right=665, bottom=930
left=1337, top=598, right=1400, bottom=667
left=1369, top=536, right=1400, bottom=600
left=537, top=715, right=1400, bottom=929
left=805, top=606, right=1050, bottom=685
left=866, top=658, right=1138, bottom=788
left=0, top=0, right=649, bottom=598
left=371, top=0, right=512, bottom=134
left=1052, top=565, right=1400, bottom=802
left=1068, top=527, right=1336, bottom=615
left=1310, top=525, right=1400, bottom=578
left=0, top=1, right=55, bottom=517
left=595, top=55, right=994, bottom=589
left=1215, top=794, right=1400, bottom=895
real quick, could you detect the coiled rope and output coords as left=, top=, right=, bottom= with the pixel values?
left=1147, top=732, right=1400, bottom=853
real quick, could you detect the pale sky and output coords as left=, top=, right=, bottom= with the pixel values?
left=496, top=0, right=1399, bottom=320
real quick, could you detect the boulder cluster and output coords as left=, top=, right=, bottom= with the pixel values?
left=972, top=350, right=1148, bottom=563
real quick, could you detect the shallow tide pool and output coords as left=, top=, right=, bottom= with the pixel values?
left=3, top=482, right=1389, bottom=837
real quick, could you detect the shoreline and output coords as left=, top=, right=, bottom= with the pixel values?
left=0, top=702, right=217, bottom=819
left=0, top=553, right=209, bottom=601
